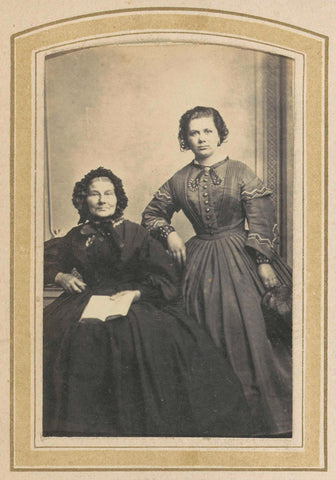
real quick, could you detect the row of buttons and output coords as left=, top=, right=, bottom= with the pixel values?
left=203, top=198, right=213, bottom=228
left=203, top=169, right=214, bottom=232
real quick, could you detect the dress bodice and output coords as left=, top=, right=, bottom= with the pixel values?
left=183, top=158, right=247, bottom=235
left=142, top=158, right=279, bottom=259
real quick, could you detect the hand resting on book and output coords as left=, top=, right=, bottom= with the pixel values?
left=110, top=290, right=141, bottom=303
left=80, top=290, right=141, bottom=322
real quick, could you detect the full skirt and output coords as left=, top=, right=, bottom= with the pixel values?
left=183, top=229, right=292, bottom=436
left=43, top=291, right=252, bottom=437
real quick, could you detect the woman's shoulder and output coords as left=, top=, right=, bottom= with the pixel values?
left=62, top=224, right=84, bottom=238
left=119, top=219, right=143, bottom=231
left=169, top=161, right=194, bottom=182
left=69, top=223, right=95, bottom=238
left=44, top=225, right=83, bottom=252
left=226, top=158, right=258, bottom=182
left=116, top=219, right=150, bottom=241
left=226, top=158, right=251, bottom=171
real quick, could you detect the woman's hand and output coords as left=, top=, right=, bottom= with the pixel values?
left=257, top=264, right=279, bottom=289
left=110, top=290, right=141, bottom=303
left=167, top=231, right=186, bottom=267
left=55, top=272, right=87, bottom=294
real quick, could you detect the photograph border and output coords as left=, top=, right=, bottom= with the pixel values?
left=10, top=7, right=328, bottom=471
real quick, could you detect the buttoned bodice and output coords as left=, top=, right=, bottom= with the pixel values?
left=183, top=159, right=246, bottom=235
left=142, top=157, right=279, bottom=259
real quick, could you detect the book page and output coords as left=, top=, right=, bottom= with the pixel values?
left=80, top=292, right=136, bottom=321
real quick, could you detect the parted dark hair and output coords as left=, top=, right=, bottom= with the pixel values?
left=178, top=106, right=229, bottom=151
left=72, top=167, right=128, bottom=224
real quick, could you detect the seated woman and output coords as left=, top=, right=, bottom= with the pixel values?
left=43, top=167, right=252, bottom=437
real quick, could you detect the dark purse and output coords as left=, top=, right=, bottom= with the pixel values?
left=261, top=285, right=292, bottom=344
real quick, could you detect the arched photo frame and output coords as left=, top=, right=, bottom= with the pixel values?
left=11, top=8, right=327, bottom=471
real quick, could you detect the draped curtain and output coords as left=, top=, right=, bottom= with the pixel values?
left=255, top=53, right=294, bottom=265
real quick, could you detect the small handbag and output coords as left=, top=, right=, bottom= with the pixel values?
left=261, top=284, right=292, bottom=344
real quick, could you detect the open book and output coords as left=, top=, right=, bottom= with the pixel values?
left=79, top=291, right=137, bottom=322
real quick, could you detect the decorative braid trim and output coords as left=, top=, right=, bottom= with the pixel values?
left=248, top=224, right=279, bottom=251
left=154, top=188, right=172, bottom=201
left=241, top=186, right=272, bottom=200
left=248, top=232, right=273, bottom=248
left=146, top=219, right=170, bottom=232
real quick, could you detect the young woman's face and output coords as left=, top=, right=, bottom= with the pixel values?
left=187, top=116, right=220, bottom=159
left=87, top=177, right=117, bottom=219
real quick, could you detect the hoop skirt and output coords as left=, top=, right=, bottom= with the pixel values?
left=142, top=157, right=293, bottom=436
left=43, top=219, right=251, bottom=437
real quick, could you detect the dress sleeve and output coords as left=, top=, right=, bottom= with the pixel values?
left=240, top=165, right=279, bottom=260
left=43, top=231, right=73, bottom=285
left=141, top=179, right=180, bottom=244
left=136, top=228, right=181, bottom=304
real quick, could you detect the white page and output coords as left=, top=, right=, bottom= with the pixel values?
left=80, top=291, right=136, bottom=321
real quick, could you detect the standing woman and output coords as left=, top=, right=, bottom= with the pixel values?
left=142, top=106, right=292, bottom=436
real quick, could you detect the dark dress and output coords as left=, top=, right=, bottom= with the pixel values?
left=142, top=157, right=292, bottom=436
left=43, top=219, right=251, bottom=437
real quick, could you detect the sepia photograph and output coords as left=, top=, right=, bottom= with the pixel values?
left=8, top=4, right=328, bottom=473
left=43, top=43, right=294, bottom=439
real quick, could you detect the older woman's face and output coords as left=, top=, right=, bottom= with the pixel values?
left=187, top=116, right=220, bottom=159
left=87, top=177, right=117, bottom=218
